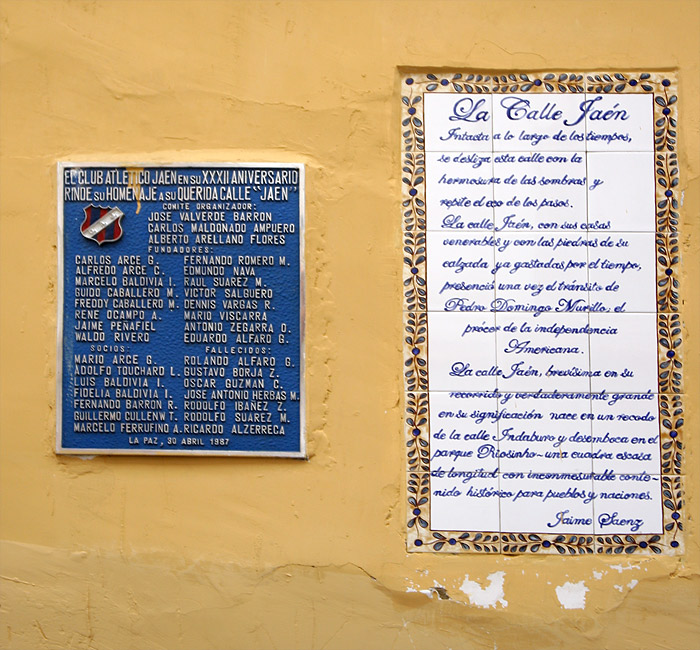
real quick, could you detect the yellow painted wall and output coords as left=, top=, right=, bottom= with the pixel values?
left=1, top=1, right=698, bottom=648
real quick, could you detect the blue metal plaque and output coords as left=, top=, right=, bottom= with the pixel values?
left=57, top=163, right=305, bottom=456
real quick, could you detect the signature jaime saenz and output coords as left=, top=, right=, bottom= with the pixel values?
left=547, top=509, right=644, bottom=532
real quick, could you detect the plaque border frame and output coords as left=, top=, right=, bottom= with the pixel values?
left=400, top=71, right=684, bottom=555
left=57, top=161, right=307, bottom=458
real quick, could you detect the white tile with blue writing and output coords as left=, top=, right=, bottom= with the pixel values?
left=491, top=151, right=587, bottom=231
left=426, top=231, right=495, bottom=312
left=587, top=152, right=655, bottom=231
left=421, top=84, right=664, bottom=539
left=429, top=391, right=500, bottom=474
left=425, top=151, right=495, bottom=230
left=592, top=473, right=662, bottom=535
left=424, top=93, right=493, bottom=152
left=491, top=94, right=586, bottom=152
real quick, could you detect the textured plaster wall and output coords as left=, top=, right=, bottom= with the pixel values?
left=0, top=1, right=698, bottom=649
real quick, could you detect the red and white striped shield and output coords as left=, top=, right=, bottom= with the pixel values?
left=80, top=205, right=125, bottom=245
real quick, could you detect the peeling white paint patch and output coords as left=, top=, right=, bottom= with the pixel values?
left=555, top=581, right=588, bottom=609
left=405, top=578, right=434, bottom=598
left=460, top=571, right=507, bottom=609
left=406, top=587, right=434, bottom=598
left=610, top=563, right=642, bottom=574
left=592, top=570, right=604, bottom=580
left=614, top=579, right=639, bottom=593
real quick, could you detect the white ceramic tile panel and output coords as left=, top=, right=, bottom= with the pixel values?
left=429, top=391, right=499, bottom=474
left=592, top=473, right=662, bottom=535
left=425, top=151, right=495, bottom=231
left=590, top=393, right=661, bottom=474
left=587, top=232, right=656, bottom=313
left=496, top=392, right=593, bottom=474
left=583, top=93, right=654, bottom=152
left=430, top=474, right=501, bottom=532
left=426, top=231, right=496, bottom=312
left=494, top=312, right=591, bottom=393
left=494, top=233, right=589, bottom=311
left=492, top=93, right=586, bottom=152
left=424, top=93, right=493, bottom=152
left=419, top=81, right=669, bottom=545
left=499, top=474, right=594, bottom=534
left=493, top=151, right=587, bottom=230
left=586, top=152, right=655, bottom=231
left=589, top=313, right=658, bottom=393
left=427, top=312, right=498, bottom=391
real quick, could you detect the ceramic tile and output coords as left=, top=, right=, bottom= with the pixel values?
left=425, top=151, right=495, bottom=230
left=657, top=313, right=683, bottom=395
left=501, top=530, right=593, bottom=555
left=658, top=474, right=683, bottom=548
left=491, top=72, right=585, bottom=95
left=586, top=152, right=655, bottom=231
left=495, top=312, right=591, bottom=393
left=423, top=93, right=493, bottom=152
left=589, top=313, right=658, bottom=393
left=406, top=472, right=432, bottom=551
left=657, top=393, right=684, bottom=476
left=428, top=391, right=499, bottom=474
left=592, top=473, right=662, bottom=535
left=494, top=233, right=588, bottom=311
left=403, top=312, right=429, bottom=393
left=595, top=475, right=683, bottom=554
left=404, top=392, right=430, bottom=474
left=491, top=93, right=586, bottom=152
left=427, top=312, right=498, bottom=392
left=401, top=180, right=427, bottom=243
left=401, top=150, right=427, bottom=221
left=492, top=151, right=587, bottom=230
left=587, top=232, right=656, bottom=313
left=584, top=72, right=676, bottom=96
left=654, top=153, right=680, bottom=234
left=426, top=231, right=495, bottom=312
left=402, top=229, right=427, bottom=313
left=584, top=93, right=654, bottom=152
left=496, top=392, right=593, bottom=474
left=590, top=392, right=661, bottom=474
left=430, top=474, right=501, bottom=532
left=655, top=231, right=681, bottom=314
left=499, top=474, right=594, bottom=534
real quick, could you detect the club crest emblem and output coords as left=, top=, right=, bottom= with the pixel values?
left=80, top=205, right=125, bottom=245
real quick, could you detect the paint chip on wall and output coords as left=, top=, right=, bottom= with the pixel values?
left=460, top=571, right=508, bottom=608
left=555, top=581, right=589, bottom=610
